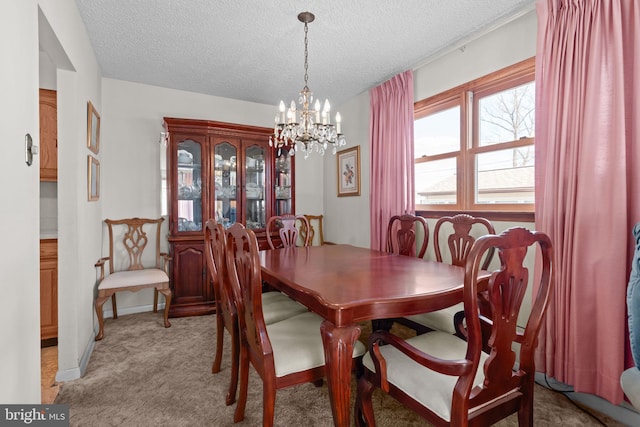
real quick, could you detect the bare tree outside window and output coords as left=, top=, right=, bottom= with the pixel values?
left=479, top=82, right=535, bottom=167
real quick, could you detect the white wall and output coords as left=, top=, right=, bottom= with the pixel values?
left=37, top=0, right=104, bottom=383
left=323, top=11, right=537, bottom=249
left=99, top=79, right=324, bottom=311
left=0, top=0, right=102, bottom=401
left=0, top=0, right=42, bottom=404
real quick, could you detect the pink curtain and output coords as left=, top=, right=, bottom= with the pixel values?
left=535, top=0, right=640, bottom=404
left=369, top=71, right=415, bottom=251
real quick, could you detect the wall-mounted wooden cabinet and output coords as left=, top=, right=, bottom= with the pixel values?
left=39, top=89, right=57, bottom=181
left=163, top=117, right=295, bottom=317
left=40, top=239, right=58, bottom=342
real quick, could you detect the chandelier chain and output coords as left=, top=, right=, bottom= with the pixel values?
left=303, top=21, right=309, bottom=88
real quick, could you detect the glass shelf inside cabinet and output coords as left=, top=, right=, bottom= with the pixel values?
left=214, top=142, right=238, bottom=229
left=177, top=140, right=203, bottom=232
left=245, top=145, right=266, bottom=229
left=275, top=151, right=292, bottom=215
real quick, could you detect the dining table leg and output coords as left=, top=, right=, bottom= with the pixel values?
left=320, top=320, right=361, bottom=427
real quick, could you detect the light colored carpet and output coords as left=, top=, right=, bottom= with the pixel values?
left=55, top=312, right=624, bottom=426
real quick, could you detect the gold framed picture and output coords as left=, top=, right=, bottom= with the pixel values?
left=87, top=101, right=100, bottom=154
left=88, top=155, right=100, bottom=201
left=337, top=145, right=360, bottom=197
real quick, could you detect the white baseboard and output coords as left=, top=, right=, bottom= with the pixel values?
left=101, top=303, right=165, bottom=319
left=55, top=333, right=95, bottom=382
left=55, top=304, right=165, bottom=382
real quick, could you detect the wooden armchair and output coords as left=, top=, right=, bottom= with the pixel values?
left=225, top=223, right=365, bottom=426
left=94, top=218, right=172, bottom=341
left=355, top=227, right=554, bottom=427
left=299, top=214, right=325, bottom=246
left=399, top=214, right=495, bottom=337
left=266, top=214, right=310, bottom=249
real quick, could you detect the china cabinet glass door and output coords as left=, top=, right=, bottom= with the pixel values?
left=214, top=141, right=238, bottom=229
left=274, top=151, right=293, bottom=215
left=244, top=144, right=266, bottom=229
left=176, top=139, right=202, bottom=232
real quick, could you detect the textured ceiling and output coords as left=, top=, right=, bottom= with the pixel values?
left=75, top=0, right=535, bottom=107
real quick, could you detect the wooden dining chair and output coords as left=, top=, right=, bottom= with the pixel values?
left=399, top=214, right=495, bottom=337
left=299, top=214, right=325, bottom=246
left=386, top=214, right=429, bottom=258
left=225, top=223, right=365, bottom=426
left=204, top=219, right=308, bottom=406
left=266, top=214, right=311, bottom=249
left=355, top=227, right=554, bottom=427
left=371, top=213, right=429, bottom=332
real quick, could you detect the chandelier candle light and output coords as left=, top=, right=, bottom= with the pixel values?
left=270, top=12, right=346, bottom=159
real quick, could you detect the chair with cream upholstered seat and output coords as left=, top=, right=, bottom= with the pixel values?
left=225, top=223, right=365, bottom=426
left=398, top=214, right=495, bottom=337
left=204, top=219, right=307, bottom=406
left=355, top=227, right=554, bottom=427
left=94, top=217, right=172, bottom=341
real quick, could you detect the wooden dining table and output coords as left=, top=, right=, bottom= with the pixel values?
left=259, top=244, right=489, bottom=427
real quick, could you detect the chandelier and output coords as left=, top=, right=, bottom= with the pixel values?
left=269, top=12, right=346, bottom=159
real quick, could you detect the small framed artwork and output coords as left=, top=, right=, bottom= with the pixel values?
left=87, top=101, right=100, bottom=154
left=88, top=155, right=100, bottom=201
left=337, top=145, right=360, bottom=197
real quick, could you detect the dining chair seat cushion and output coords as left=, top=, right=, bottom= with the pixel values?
left=362, top=330, right=488, bottom=422
left=262, top=292, right=309, bottom=325
left=403, top=303, right=463, bottom=335
left=98, top=269, right=169, bottom=290
left=268, top=311, right=366, bottom=377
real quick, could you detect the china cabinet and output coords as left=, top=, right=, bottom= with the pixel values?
left=163, top=117, right=295, bottom=317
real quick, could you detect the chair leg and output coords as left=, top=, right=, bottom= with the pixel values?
left=94, top=294, right=110, bottom=341
left=226, top=321, right=240, bottom=406
left=212, top=313, right=224, bottom=374
left=111, top=294, right=118, bottom=319
left=158, top=288, right=172, bottom=328
left=355, top=376, right=377, bottom=427
left=153, top=288, right=159, bottom=313
left=234, top=346, right=250, bottom=423
left=262, top=377, right=277, bottom=427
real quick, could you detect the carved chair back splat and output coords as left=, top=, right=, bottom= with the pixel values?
left=94, top=217, right=172, bottom=341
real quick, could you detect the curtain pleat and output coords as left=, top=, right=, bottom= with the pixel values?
left=534, top=0, right=640, bottom=404
left=369, top=71, right=415, bottom=251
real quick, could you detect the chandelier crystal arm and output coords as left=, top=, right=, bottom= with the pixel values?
left=270, top=11, right=346, bottom=159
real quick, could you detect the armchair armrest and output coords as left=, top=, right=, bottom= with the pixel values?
left=368, top=330, right=474, bottom=393
left=95, top=257, right=110, bottom=283
left=160, top=252, right=172, bottom=275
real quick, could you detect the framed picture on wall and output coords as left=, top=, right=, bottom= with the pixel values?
left=87, top=101, right=100, bottom=154
left=88, top=155, right=100, bottom=201
left=337, top=145, right=360, bottom=197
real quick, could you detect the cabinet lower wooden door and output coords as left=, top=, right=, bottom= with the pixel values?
left=40, top=239, right=58, bottom=341
left=168, top=241, right=214, bottom=317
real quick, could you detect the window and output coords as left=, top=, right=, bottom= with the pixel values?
left=414, top=58, right=535, bottom=217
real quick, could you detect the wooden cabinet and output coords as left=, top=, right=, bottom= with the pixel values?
left=163, top=118, right=295, bottom=317
left=40, top=239, right=58, bottom=342
left=39, top=89, right=57, bottom=181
